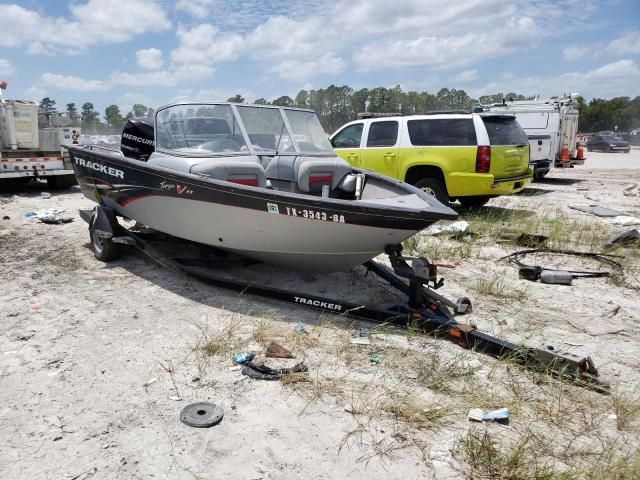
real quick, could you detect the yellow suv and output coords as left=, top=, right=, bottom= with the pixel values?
left=330, top=113, right=533, bottom=207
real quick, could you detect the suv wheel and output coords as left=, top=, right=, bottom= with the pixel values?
left=459, top=196, right=491, bottom=208
left=413, top=178, right=449, bottom=204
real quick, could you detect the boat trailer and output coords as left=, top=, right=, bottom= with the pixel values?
left=82, top=205, right=610, bottom=393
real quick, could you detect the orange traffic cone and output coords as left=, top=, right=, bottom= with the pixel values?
left=559, top=147, right=569, bottom=162
left=576, top=144, right=584, bottom=160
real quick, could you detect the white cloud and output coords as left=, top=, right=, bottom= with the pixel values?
left=606, top=30, right=640, bottom=55
left=453, top=69, right=478, bottom=82
left=0, top=1, right=171, bottom=55
left=25, top=86, right=46, bottom=99
left=471, top=60, right=640, bottom=100
left=39, top=73, right=110, bottom=92
left=270, top=54, right=346, bottom=82
left=354, top=17, right=537, bottom=71
left=118, top=92, right=156, bottom=113
left=563, top=45, right=591, bottom=60
left=136, top=48, right=164, bottom=70
left=245, top=16, right=332, bottom=61
left=0, top=59, right=15, bottom=76
left=171, top=24, right=244, bottom=64
left=176, top=0, right=212, bottom=17
left=111, top=65, right=215, bottom=87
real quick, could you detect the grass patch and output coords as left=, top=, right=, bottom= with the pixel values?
left=471, top=272, right=528, bottom=301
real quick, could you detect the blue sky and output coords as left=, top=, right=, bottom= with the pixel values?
left=0, top=0, right=639, bottom=117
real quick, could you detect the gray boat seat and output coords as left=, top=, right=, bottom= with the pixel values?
left=264, top=155, right=351, bottom=193
left=148, top=152, right=266, bottom=187
left=191, top=159, right=266, bottom=187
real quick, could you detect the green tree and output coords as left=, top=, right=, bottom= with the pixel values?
left=226, top=94, right=245, bottom=103
left=81, top=102, right=100, bottom=133
left=271, top=96, right=294, bottom=107
left=254, top=98, right=269, bottom=105
left=66, top=103, right=78, bottom=123
left=39, top=97, right=56, bottom=113
left=104, top=104, right=125, bottom=132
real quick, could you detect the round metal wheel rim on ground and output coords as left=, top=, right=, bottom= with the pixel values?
left=180, top=402, right=224, bottom=428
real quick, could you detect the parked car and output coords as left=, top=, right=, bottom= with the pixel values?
left=586, top=134, right=631, bottom=153
left=330, top=112, right=533, bottom=207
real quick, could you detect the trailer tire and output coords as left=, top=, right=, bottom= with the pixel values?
left=89, top=210, right=121, bottom=262
left=46, top=175, right=77, bottom=189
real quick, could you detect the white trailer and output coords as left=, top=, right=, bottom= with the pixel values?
left=0, top=82, right=79, bottom=189
left=481, top=95, right=585, bottom=178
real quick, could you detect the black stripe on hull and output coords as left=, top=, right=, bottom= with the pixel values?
left=68, top=147, right=454, bottom=231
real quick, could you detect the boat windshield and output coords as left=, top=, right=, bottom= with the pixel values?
left=284, top=109, right=334, bottom=154
left=235, top=105, right=293, bottom=155
left=155, top=104, right=249, bottom=155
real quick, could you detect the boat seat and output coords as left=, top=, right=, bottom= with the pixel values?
left=264, top=156, right=351, bottom=193
left=191, top=159, right=266, bottom=188
left=148, top=152, right=266, bottom=188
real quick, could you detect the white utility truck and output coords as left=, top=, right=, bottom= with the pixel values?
left=480, top=94, right=585, bottom=179
left=0, top=81, right=80, bottom=190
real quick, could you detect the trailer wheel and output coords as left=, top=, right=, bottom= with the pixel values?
left=89, top=209, right=121, bottom=261
left=47, top=175, right=77, bottom=189
left=455, top=297, right=472, bottom=315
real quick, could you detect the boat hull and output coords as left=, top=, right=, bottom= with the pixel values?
left=68, top=147, right=455, bottom=272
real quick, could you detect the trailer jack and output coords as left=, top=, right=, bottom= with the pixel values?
left=81, top=206, right=610, bottom=394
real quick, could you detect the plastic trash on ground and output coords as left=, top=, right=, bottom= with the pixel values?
left=422, top=220, right=469, bottom=236
left=468, top=407, right=510, bottom=424
left=232, top=352, right=254, bottom=365
left=468, top=408, right=509, bottom=424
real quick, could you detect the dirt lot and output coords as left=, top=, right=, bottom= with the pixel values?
left=1, top=150, right=639, bottom=479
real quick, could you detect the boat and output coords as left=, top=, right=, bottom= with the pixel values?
left=67, top=102, right=457, bottom=272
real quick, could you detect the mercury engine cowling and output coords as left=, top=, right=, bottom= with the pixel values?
left=121, top=118, right=154, bottom=161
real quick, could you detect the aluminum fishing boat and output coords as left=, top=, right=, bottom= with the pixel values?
left=68, top=103, right=457, bottom=272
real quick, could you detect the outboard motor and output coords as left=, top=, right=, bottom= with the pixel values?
left=121, top=117, right=154, bottom=161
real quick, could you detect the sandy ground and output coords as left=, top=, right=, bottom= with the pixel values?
left=1, top=150, right=639, bottom=479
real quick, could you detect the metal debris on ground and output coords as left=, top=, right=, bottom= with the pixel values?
left=180, top=402, right=224, bottom=428
left=265, top=341, right=294, bottom=358
left=350, top=327, right=371, bottom=345
left=40, top=192, right=52, bottom=199
left=604, top=228, right=640, bottom=247
left=568, top=205, right=627, bottom=217
left=241, top=361, right=308, bottom=381
left=501, top=248, right=623, bottom=284
left=468, top=407, right=510, bottom=424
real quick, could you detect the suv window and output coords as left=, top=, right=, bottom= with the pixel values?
left=407, top=119, right=477, bottom=146
left=367, top=121, right=398, bottom=147
left=332, top=123, right=364, bottom=148
left=482, top=116, right=528, bottom=145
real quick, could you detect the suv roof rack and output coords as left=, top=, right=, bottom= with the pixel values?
left=425, top=109, right=471, bottom=115
left=356, top=112, right=401, bottom=119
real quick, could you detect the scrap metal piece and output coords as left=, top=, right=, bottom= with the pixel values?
left=180, top=402, right=224, bottom=428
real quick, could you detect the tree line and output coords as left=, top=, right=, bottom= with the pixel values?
left=38, top=85, right=640, bottom=135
